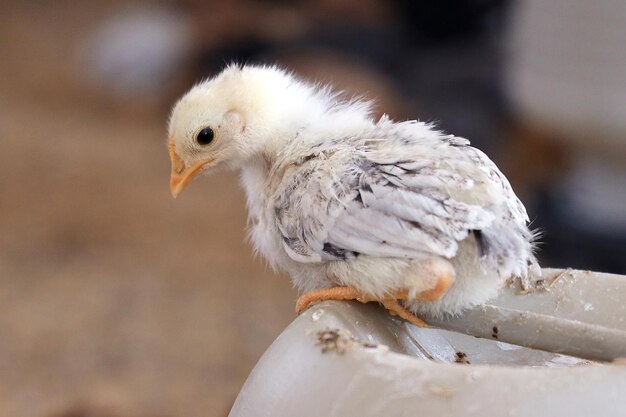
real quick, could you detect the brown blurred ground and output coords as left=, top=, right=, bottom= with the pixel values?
left=0, top=3, right=295, bottom=417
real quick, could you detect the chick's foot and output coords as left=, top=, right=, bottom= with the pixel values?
left=295, top=280, right=453, bottom=328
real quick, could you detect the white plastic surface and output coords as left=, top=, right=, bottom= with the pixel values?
left=229, top=269, right=626, bottom=417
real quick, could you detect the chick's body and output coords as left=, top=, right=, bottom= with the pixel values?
left=168, top=65, right=538, bottom=316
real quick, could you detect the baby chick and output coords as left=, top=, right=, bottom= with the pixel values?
left=168, top=65, right=538, bottom=326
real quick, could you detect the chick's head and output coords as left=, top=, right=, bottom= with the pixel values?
left=167, top=65, right=291, bottom=197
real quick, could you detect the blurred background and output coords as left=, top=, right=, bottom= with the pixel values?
left=1, top=0, right=626, bottom=416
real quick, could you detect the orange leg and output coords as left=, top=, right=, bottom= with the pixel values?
left=295, top=286, right=376, bottom=314
left=381, top=298, right=429, bottom=328
left=295, top=277, right=453, bottom=328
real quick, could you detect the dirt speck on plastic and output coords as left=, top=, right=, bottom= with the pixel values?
left=491, top=326, right=499, bottom=339
left=315, top=329, right=379, bottom=354
left=454, top=351, right=471, bottom=365
left=517, top=268, right=574, bottom=295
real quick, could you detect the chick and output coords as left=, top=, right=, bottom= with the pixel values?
left=168, top=65, right=538, bottom=326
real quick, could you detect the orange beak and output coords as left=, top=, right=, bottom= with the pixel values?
left=169, top=138, right=214, bottom=198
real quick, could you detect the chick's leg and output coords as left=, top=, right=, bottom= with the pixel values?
left=295, top=257, right=454, bottom=328
left=381, top=298, right=429, bottom=328
left=295, top=286, right=431, bottom=327
left=295, top=286, right=376, bottom=314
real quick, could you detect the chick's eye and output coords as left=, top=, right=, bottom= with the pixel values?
left=196, top=127, right=215, bottom=145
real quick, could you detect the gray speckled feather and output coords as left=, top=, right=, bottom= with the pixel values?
left=272, top=119, right=535, bottom=279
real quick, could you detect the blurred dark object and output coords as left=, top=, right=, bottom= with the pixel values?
left=535, top=190, right=626, bottom=273
left=396, top=0, right=510, bottom=41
